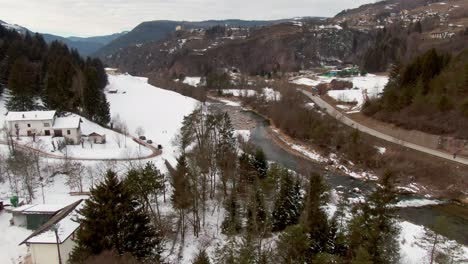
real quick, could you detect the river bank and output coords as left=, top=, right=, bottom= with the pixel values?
left=209, top=97, right=468, bottom=246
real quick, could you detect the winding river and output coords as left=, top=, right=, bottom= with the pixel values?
left=241, top=109, right=468, bottom=245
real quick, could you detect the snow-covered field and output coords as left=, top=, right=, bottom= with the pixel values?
left=106, top=74, right=199, bottom=165
left=0, top=73, right=200, bottom=263
left=290, top=74, right=389, bottom=110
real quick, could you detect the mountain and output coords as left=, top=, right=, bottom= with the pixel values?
left=0, top=19, right=127, bottom=57
left=93, top=19, right=306, bottom=58
left=332, top=0, right=468, bottom=71
left=103, top=18, right=369, bottom=76
left=0, top=20, right=28, bottom=34
left=42, top=32, right=127, bottom=57
left=102, top=0, right=467, bottom=77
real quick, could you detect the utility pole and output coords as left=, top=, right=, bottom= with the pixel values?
left=52, top=224, right=63, bottom=264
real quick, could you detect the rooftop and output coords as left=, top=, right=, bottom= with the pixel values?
left=53, top=116, right=82, bottom=129
left=5, top=111, right=56, bottom=122
left=12, top=204, right=67, bottom=214
left=21, top=200, right=83, bottom=245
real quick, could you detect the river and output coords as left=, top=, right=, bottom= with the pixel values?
left=240, top=108, right=468, bottom=245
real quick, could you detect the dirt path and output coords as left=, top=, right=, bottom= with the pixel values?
left=0, top=136, right=161, bottom=161
left=300, top=90, right=468, bottom=166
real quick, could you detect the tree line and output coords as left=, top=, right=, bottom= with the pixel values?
left=0, top=24, right=110, bottom=125
left=363, top=48, right=468, bottom=138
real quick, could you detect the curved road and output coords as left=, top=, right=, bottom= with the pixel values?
left=300, top=90, right=468, bottom=166
left=0, top=136, right=161, bottom=161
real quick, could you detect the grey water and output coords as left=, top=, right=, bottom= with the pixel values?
left=244, top=110, right=468, bottom=245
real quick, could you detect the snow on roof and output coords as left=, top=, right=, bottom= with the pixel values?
left=11, top=204, right=36, bottom=212
left=25, top=213, right=80, bottom=244
left=22, top=200, right=82, bottom=244
left=53, top=116, right=81, bottom=129
left=5, top=111, right=56, bottom=122
left=13, top=204, right=67, bottom=214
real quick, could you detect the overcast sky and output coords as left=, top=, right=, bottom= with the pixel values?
left=0, top=0, right=375, bottom=37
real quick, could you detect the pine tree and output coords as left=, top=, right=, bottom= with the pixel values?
left=348, top=171, right=400, bottom=264
left=171, top=154, right=192, bottom=238
left=246, top=186, right=267, bottom=234
left=222, top=190, right=242, bottom=235
left=83, top=62, right=110, bottom=125
left=71, top=170, right=162, bottom=263
left=271, top=169, right=302, bottom=232
left=252, top=149, right=268, bottom=179
left=193, top=249, right=211, bottom=264
left=125, top=162, right=165, bottom=223
left=275, top=225, right=309, bottom=264
left=301, top=173, right=330, bottom=256
left=6, top=56, right=37, bottom=111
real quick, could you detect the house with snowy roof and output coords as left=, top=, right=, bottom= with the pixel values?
left=5, top=110, right=82, bottom=144
left=20, top=200, right=83, bottom=264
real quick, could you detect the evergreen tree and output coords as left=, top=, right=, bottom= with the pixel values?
left=170, top=154, right=192, bottom=238
left=275, top=225, right=309, bottom=264
left=83, top=62, right=110, bottom=125
left=348, top=171, right=400, bottom=264
left=222, top=190, right=242, bottom=235
left=125, top=162, right=166, bottom=223
left=246, top=186, right=267, bottom=234
left=252, top=149, right=268, bottom=179
left=301, top=173, right=330, bottom=256
left=193, top=249, right=211, bottom=264
left=71, top=170, right=162, bottom=263
left=6, top=57, right=37, bottom=111
left=271, top=169, right=302, bottom=232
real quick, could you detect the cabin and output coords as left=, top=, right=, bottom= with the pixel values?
left=11, top=204, right=68, bottom=230
left=20, top=200, right=83, bottom=264
left=5, top=111, right=82, bottom=144
left=87, top=132, right=106, bottom=144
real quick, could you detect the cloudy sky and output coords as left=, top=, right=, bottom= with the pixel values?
left=0, top=0, right=375, bottom=37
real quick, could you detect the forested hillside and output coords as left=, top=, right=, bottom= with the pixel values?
left=363, top=48, right=468, bottom=138
left=0, top=24, right=110, bottom=125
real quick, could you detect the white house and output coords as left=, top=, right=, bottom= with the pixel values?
left=20, top=200, right=83, bottom=264
left=5, top=111, right=82, bottom=144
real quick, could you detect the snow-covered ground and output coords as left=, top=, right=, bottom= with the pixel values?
left=221, top=88, right=281, bottom=101
left=106, top=74, right=199, bottom=165
left=290, top=74, right=389, bottom=110
left=182, top=77, right=202, bottom=87
left=0, top=73, right=200, bottom=263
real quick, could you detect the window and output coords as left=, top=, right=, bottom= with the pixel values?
left=67, top=130, right=71, bottom=135
left=44, top=130, right=50, bottom=136
left=27, top=124, right=31, bottom=128
left=44, top=122, right=50, bottom=127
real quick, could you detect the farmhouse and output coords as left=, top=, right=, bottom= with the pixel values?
left=5, top=111, right=82, bottom=144
left=20, top=200, right=83, bottom=264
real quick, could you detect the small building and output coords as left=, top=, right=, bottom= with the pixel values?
left=12, top=204, right=68, bottom=230
left=87, top=132, right=106, bottom=144
left=20, top=200, right=83, bottom=264
left=5, top=111, right=82, bottom=144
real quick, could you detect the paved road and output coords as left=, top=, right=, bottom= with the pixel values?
left=300, top=90, right=468, bottom=166
left=0, top=136, right=161, bottom=161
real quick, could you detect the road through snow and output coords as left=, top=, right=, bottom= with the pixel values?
left=300, top=90, right=468, bottom=166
